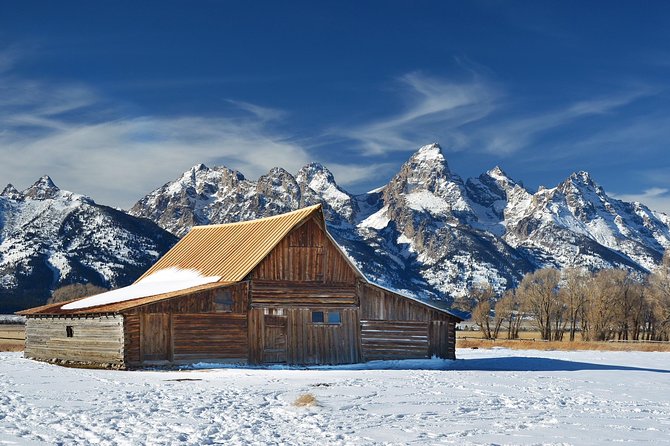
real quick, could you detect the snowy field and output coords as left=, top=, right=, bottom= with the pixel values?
left=0, top=348, right=669, bottom=445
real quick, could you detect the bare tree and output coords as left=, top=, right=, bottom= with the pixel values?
left=517, top=268, right=561, bottom=340
left=48, top=283, right=109, bottom=304
left=494, top=289, right=526, bottom=339
left=648, top=250, right=670, bottom=340
left=583, top=269, right=629, bottom=341
left=560, top=268, right=590, bottom=341
left=469, top=284, right=499, bottom=339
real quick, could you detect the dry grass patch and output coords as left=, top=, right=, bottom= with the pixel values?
left=457, top=338, right=670, bottom=352
left=293, top=393, right=318, bottom=407
left=0, top=341, right=24, bottom=352
left=0, top=325, right=24, bottom=352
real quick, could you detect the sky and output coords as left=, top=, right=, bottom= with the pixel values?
left=1, top=1, right=670, bottom=212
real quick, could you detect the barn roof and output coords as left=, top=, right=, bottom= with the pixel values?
left=137, top=204, right=323, bottom=282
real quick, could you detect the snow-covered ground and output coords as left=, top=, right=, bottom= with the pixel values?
left=1, top=348, right=668, bottom=445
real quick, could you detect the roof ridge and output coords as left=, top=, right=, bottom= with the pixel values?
left=190, top=204, right=322, bottom=230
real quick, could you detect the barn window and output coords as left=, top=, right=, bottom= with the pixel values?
left=66, top=326, right=74, bottom=337
left=214, top=289, right=233, bottom=312
left=327, top=311, right=341, bottom=324
left=311, top=310, right=341, bottom=325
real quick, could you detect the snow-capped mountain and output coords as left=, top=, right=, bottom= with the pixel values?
left=0, top=176, right=177, bottom=312
left=130, top=143, right=670, bottom=302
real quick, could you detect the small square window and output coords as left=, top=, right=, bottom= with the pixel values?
left=66, top=326, right=74, bottom=338
left=214, top=289, right=234, bottom=312
left=327, top=311, right=341, bottom=324
left=311, top=311, right=324, bottom=323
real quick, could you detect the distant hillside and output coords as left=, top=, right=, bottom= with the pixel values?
left=0, top=177, right=177, bottom=313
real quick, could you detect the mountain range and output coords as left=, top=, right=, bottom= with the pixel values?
left=2, top=143, right=669, bottom=312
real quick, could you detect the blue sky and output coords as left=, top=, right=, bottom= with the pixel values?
left=1, top=1, right=670, bottom=211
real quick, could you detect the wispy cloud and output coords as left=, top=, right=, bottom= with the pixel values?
left=613, top=188, right=670, bottom=215
left=469, top=88, right=655, bottom=156
left=338, top=69, right=655, bottom=159
left=0, top=55, right=312, bottom=208
left=226, top=99, right=287, bottom=122
left=341, top=71, right=500, bottom=154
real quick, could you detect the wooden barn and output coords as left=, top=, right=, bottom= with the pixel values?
left=19, top=204, right=462, bottom=368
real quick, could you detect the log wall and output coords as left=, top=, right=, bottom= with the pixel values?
left=358, top=282, right=458, bottom=360
left=251, top=280, right=356, bottom=306
left=360, top=320, right=429, bottom=361
left=172, top=314, right=248, bottom=363
left=25, top=315, right=124, bottom=365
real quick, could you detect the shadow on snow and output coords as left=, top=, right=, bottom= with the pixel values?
left=184, top=355, right=670, bottom=374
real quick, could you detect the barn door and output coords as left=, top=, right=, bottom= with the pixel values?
left=263, top=315, right=287, bottom=363
left=141, top=313, right=170, bottom=362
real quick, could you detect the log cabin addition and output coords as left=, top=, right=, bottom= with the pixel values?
left=19, top=204, right=462, bottom=369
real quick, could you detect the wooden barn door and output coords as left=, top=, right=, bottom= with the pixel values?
left=263, top=315, right=287, bottom=363
left=141, top=313, right=170, bottom=362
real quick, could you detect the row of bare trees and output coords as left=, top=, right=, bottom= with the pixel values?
left=458, top=251, right=670, bottom=342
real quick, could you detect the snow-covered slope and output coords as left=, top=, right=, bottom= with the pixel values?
left=0, top=177, right=177, bottom=312
left=131, top=143, right=670, bottom=302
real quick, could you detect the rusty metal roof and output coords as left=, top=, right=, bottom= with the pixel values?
left=137, top=204, right=322, bottom=282
left=17, top=282, right=232, bottom=316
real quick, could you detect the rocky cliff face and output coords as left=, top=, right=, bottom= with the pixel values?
left=130, top=143, right=670, bottom=302
left=0, top=177, right=177, bottom=312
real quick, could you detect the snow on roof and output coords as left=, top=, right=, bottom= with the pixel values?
left=61, top=268, right=221, bottom=310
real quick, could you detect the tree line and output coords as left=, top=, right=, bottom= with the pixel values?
left=456, top=251, right=670, bottom=342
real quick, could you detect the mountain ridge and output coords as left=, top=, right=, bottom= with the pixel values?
left=0, top=177, right=178, bottom=312
left=130, top=143, right=670, bottom=301
left=2, top=143, right=669, bottom=312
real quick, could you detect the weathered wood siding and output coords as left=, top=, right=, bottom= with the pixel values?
left=358, top=282, right=457, bottom=360
left=25, top=315, right=124, bottom=365
left=429, top=320, right=456, bottom=359
left=123, top=283, right=249, bottom=316
left=251, top=217, right=356, bottom=285
left=251, top=280, right=356, bottom=306
left=248, top=307, right=360, bottom=365
left=172, top=314, right=248, bottom=362
left=124, top=314, right=141, bottom=365
left=359, top=282, right=452, bottom=322
left=360, top=320, right=429, bottom=361
left=140, top=313, right=170, bottom=361
left=122, top=283, right=251, bottom=366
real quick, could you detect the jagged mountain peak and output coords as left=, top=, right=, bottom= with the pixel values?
left=565, top=170, right=598, bottom=188
left=486, top=165, right=512, bottom=183
left=385, top=143, right=457, bottom=199
left=1, top=184, right=23, bottom=200
left=22, top=175, right=62, bottom=200
left=296, top=162, right=357, bottom=223
left=408, top=143, right=450, bottom=173
left=191, top=163, right=208, bottom=172
left=297, top=162, right=335, bottom=181
left=263, top=166, right=294, bottom=178
left=557, top=170, right=606, bottom=201
left=297, top=163, right=340, bottom=192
